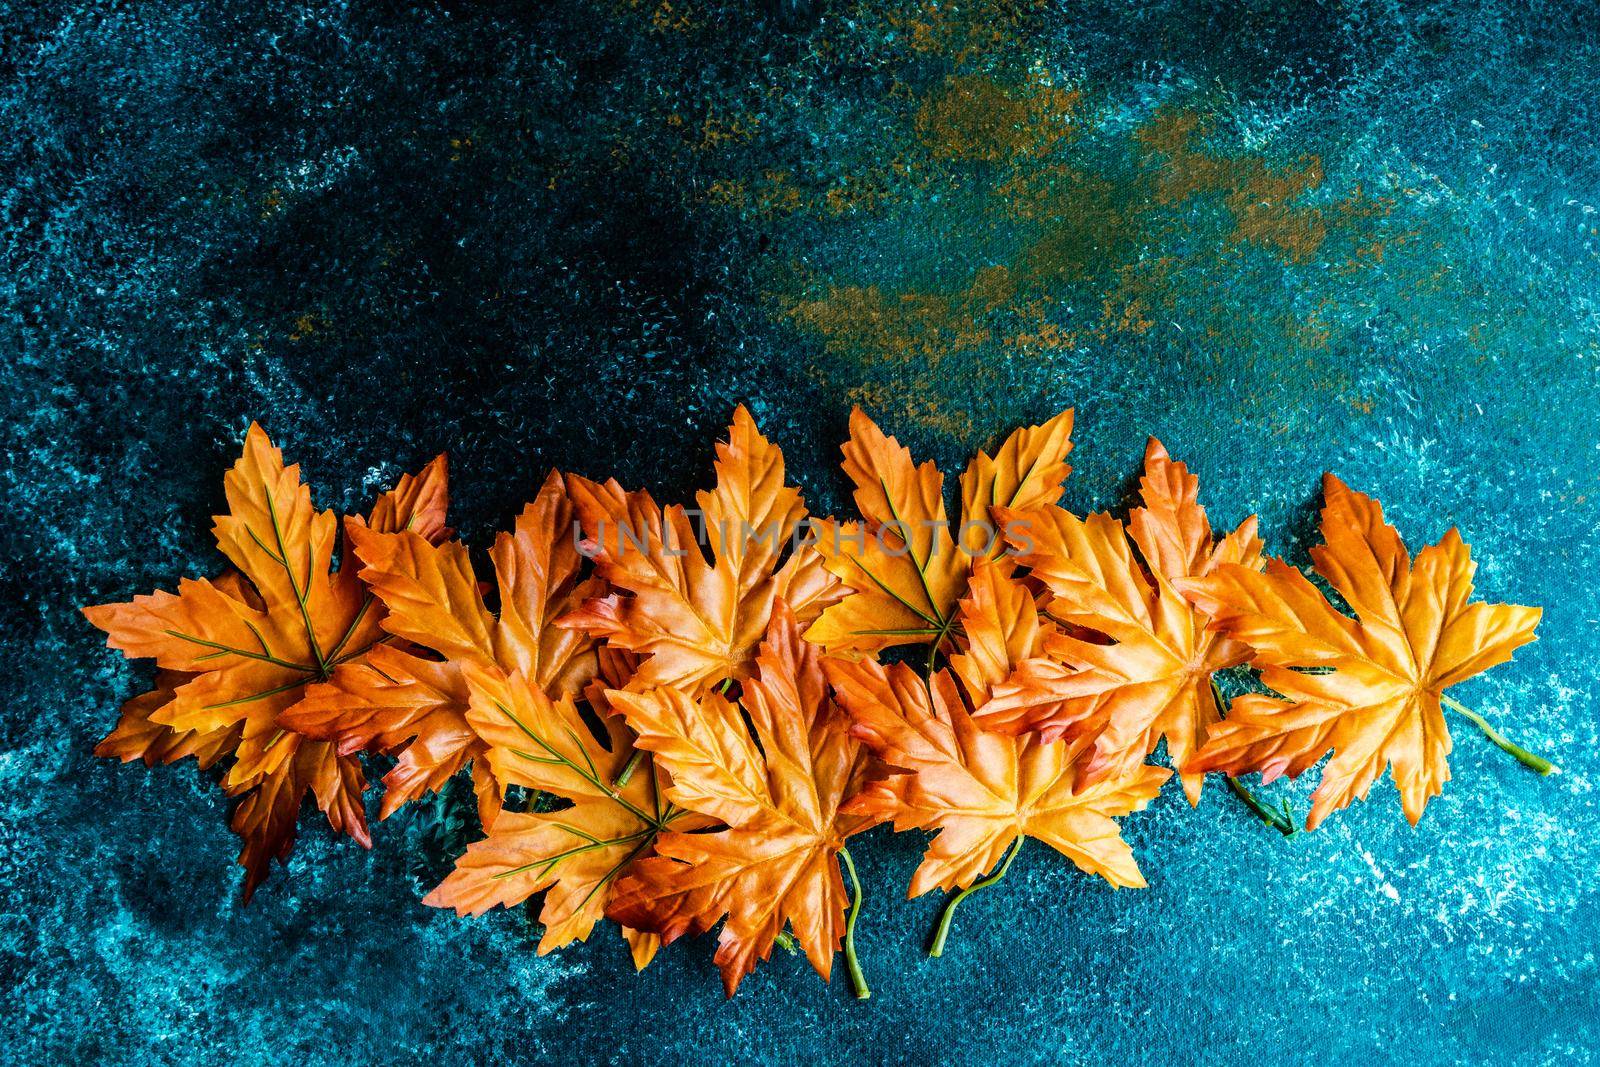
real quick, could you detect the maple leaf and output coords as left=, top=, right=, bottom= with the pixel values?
left=85, top=424, right=448, bottom=900
left=605, top=604, right=873, bottom=997
left=561, top=405, right=841, bottom=695
left=1181, top=474, right=1542, bottom=829
left=281, top=471, right=602, bottom=823
left=421, top=662, right=690, bottom=969
left=803, top=406, right=1074, bottom=658
left=826, top=559, right=1168, bottom=955
left=976, top=438, right=1264, bottom=803
left=95, top=673, right=239, bottom=769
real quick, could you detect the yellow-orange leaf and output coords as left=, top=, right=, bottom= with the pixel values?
left=830, top=663, right=1166, bottom=895
left=283, top=471, right=601, bottom=821
left=827, top=560, right=1167, bottom=898
left=563, top=406, right=840, bottom=695
left=423, top=662, right=689, bottom=967
left=947, top=559, right=1055, bottom=703
left=804, top=406, right=1073, bottom=657
left=605, top=605, right=871, bottom=996
left=1181, top=474, right=1541, bottom=828
left=287, top=645, right=485, bottom=819
left=84, top=424, right=448, bottom=900
left=94, top=674, right=239, bottom=769
left=978, top=438, right=1263, bottom=803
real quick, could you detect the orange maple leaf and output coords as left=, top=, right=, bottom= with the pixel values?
left=976, top=438, right=1264, bottom=803
left=1181, top=474, right=1542, bottom=828
left=803, top=406, right=1074, bottom=658
left=281, top=471, right=602, bottom=823
left=826, top=559, right=1167, bottom=953
left=421, top=661, right=691, bottom=969
left=85, top=424, right=448, bottom=900
left=605, top=604, right=873, bottom=997
left=95, top=673, right=240, bottom=770
left=562, top=405, right=841, bottom=695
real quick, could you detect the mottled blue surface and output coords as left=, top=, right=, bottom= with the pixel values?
left=3, top=1, right=1597, bottom=1063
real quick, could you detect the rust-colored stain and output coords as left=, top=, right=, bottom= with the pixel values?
left=787, top=276, right=1006, bottom=363
left=915, top=75, right=1081, bottom=162
left=289, top=311, right=326, bottom=342
left=883, top=0, right=1051, bottom=67
left=615, top=0, right=698, bottom=34
left=695, top=110, right=761, bottom=152
left=772, top=94, right=1390, bottom=410
left=606, top=0, right=1466, bottom=439
left=1134, top=108, right=1329, bottom=262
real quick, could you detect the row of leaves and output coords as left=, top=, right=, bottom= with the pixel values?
left=87, top=407, right=1551, bottom=998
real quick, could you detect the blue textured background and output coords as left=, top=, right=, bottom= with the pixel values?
left=4, top=1, right=1597, bottom=1062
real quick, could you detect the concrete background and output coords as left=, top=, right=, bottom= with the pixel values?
left=3, top=1, right=1596, bottom=1062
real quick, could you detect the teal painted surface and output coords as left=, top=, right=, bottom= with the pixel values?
left=2, top=1, right=1597, bottom=1062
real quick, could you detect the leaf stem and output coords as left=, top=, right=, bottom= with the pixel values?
left=838, top=846, right=871, bottom=1000
left=1210, top=677, right=1299, bottom=836
left=1441, top=694, right=1557, bottom=775
left=929, top=837, right=1024, bottom=958
left=1224, top=777, right=1298, bottom=837
left=613, top=749, right=646, bottom=788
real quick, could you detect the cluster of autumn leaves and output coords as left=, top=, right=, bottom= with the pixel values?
left=88, top=406, right=1544, bottom=998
